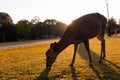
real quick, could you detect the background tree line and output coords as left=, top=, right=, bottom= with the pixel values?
left=106, top=17, right=120, bottom=36
left=0, top=12, right=120, bottom=42
left=0, top=12, right=67, bottom=42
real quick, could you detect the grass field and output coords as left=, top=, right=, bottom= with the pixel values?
left=0, top=36, right=120, bottom=80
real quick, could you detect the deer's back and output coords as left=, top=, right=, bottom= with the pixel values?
left=63, top=13, right=107, bottom=40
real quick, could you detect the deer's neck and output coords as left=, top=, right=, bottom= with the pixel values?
left=54, top=38, right=71, bottom=54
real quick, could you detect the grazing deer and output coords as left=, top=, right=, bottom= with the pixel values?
left=46, top=13, right=107, bottom=69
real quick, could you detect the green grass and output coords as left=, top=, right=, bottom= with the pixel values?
left=0, top=36, right=120, bottom=80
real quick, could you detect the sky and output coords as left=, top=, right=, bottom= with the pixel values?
left=0, top=0, right=120, bottom=24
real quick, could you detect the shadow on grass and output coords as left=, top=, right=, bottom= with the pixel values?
left=37, top=62, right=77, bottom=80
left=105, top=60, right=120, bottom=70
left=37, top=68, right=50, bottom=80
left=77, top=43, right=120, bottom=79
left=111, top=35, right=120, bottom=38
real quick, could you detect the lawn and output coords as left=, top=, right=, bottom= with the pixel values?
left=0, top=36, right=120, bottom=80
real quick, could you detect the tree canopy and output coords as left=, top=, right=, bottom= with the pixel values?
left=0, top=12, right=15, bottom=42
left=106, top=17, right=120, bottom=36
left=0, top=12, right=120, bottom=42
left=0, top=12, right=13, bottom=24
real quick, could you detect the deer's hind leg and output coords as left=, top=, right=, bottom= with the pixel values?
left=97, top=35, right=106, bottom=63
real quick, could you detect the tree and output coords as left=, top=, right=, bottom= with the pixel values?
left=31, top=16, right=40, bottom=24
left=54, top=21, right=67, bottom=37
left=107, top=17, right=119, bottom=36
left=0, top=12, right=13, bottom=24
left=30, top=22, right=44, bottom=39
left=3, top=24, right=17, bottom=41
left=16, top=19, right=32, bottom=40
left=43, top=19, right=67, bottom=38
left=0, top=12, right=13, bottom=42
left=43, top=19, right=57, bottom=36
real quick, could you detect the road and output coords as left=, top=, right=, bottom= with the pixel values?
left=0, top=39, right=59, bottom=49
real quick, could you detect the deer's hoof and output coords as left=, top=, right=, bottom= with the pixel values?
left=99, top=60, right=102, bottom=63
left=89, top=63, right=93, bottom=67
left=69, top=63, right=73, bottom=67
left=103, top=57, right=105, bottom=60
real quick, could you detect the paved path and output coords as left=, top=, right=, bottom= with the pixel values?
left=0, top=39, right=59, bottom=49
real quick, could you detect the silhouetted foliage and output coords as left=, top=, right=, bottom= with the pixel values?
left=3, top=12, right=120, bottom=42
left=30, top=19, right=67, bottom=39
left=0, top=12, right=13, bottom=24
left=3, top=24, right=17, bottom=41
left=31, top=16, right=40, bottom=24
left=30, top=22, right=44, bottom=39
left=16, top=19, right=32, bottom=40
left=54, top=21, right=67, bottom=37
left=106, top=17, right=120, bottom=36
left=0, top=12, right=15, bottom=42
left=43, top=19, right=67, bottom=38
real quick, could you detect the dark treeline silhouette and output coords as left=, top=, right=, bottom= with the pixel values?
left=106, top=17, right=120, bottom=36
left=0, top=12, right=67, bottom=42
left=0, top=12, right=120, bottom=42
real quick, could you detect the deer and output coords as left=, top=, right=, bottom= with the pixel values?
left=46, top=13, right=107, bottom=69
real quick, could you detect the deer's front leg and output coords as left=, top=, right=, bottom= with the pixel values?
left=70, top=44, right=78, bottom=66
left=83, top=39, right=93, bottom=66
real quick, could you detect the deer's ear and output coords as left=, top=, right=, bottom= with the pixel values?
left=50, top=43, right=54, bottom=53
left=50, top=42, right=57, bottom=53
left=50, top=43, right=54, bottom=48
left=50, top=42, right=57, bottom=48
left=54, top=42, right=57, bottom=45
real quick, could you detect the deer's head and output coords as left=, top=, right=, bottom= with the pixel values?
left=46, top=42, right=58, bottom=69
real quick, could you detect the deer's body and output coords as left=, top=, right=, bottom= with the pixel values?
left=46, top=13, right=107, bottom=69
